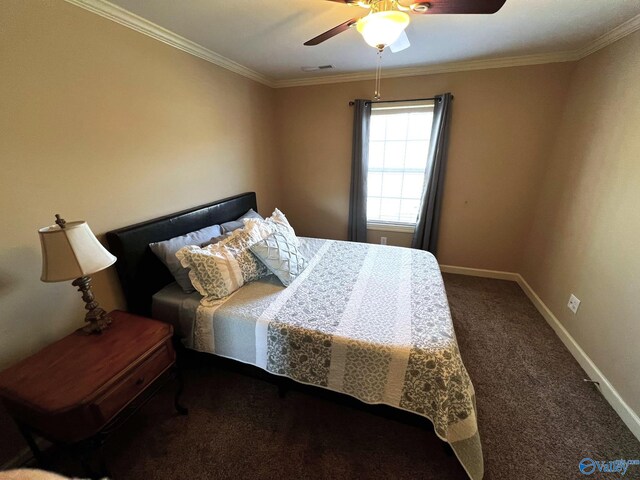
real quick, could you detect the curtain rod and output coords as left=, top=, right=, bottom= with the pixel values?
left=348, top=96, right=452, bottom=106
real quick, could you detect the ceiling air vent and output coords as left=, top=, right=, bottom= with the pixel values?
left=301, top=65, right=335, bottom=72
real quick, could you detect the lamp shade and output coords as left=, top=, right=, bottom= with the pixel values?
left=39, top=221, right=116, bottom=282
left=356, top=10, right=410, bottom=49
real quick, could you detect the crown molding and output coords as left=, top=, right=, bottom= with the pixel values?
left=272, top=50, right=579, bottom=88
left=64, top=0, right=640, bottom=90
left=274, top=13, right=640, bottom=88
left=63, top=0, right=276, bottom=88
left=575, top=13, right=640, bottom=59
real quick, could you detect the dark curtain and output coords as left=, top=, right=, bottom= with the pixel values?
left=412, top=93, right=453, bottom=254
left=348, top=99, right=372, bottom=242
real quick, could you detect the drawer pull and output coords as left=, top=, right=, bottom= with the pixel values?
left=135, top=377, right=145, bottom=386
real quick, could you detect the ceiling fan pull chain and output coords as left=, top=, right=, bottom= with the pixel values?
left=374, top=48, right=383, bottom=100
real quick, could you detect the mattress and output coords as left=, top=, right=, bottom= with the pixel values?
left=153, top=237, right=482, bottom=480
left=151, top=282, right=201, bottom=340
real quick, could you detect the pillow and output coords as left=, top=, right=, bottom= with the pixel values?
left=149, top=224, right=222, bottom=293
left=268, top=208, right=296, bottom=235
left=201, top=232, right=232, bottom=247
left=244, top=208, right=300, bottom=246
left=220, top=209, right=263, bottom=233
left=250, top=231, right=308, bottom=287
left=176, top=222, right=269, bottom=300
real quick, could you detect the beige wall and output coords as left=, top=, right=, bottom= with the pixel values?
left=274, top=63, right=575, bottom=270
left=367, top=229, right=413, bottom=248
left=0, top=0, right=279, bottom=461
left=0, top=0, right=279, bottom=367
left=521, top=30, right=640, bottom=414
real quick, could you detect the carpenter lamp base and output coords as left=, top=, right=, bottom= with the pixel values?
left=72, top=276, right=112, bottom=335
left=81, top=309, right=112, bottom=334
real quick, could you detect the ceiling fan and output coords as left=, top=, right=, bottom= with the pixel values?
left=304, top=0, right=507, bottom=52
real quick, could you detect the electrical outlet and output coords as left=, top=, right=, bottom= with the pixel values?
left=380, top=236, right=387, bottom=245
left=567, top=294, right=581, bottom=314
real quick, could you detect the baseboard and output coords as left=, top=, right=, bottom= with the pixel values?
left=439, top=265, right=520, bottom=282
left=441, top=264, right=640, bottom=441
left=515, top=274, right=640, bottom=441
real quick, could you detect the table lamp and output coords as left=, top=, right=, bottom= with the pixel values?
left=39, top=214, right=117, bottom=334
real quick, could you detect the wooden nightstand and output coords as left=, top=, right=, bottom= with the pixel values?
left=0, top=310, right=187, bottom=475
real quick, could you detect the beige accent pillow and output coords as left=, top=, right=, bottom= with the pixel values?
left=176, top=222, right=269, bottom=301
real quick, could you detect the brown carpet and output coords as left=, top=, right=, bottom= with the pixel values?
left=65, top=275, right=640, bottom=479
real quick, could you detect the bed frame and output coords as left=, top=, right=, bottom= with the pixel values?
left=105, top=192, right=447, bottom=443
left=106, top=192, right=257, bottom=317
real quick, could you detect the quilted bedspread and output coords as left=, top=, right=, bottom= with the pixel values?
left=190, top=238, right=482, bottom=479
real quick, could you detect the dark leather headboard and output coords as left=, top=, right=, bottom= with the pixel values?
left=106, top=192, right=257, bottom=316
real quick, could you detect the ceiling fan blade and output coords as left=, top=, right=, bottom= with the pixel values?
left=304, top=18, right=359, bottom=46
left=408, top=0, right=507, bottom=14
left=390, top=31, right=411, bottom=53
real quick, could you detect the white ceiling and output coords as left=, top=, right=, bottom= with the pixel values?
left=104, top=0, right=640, bottom=82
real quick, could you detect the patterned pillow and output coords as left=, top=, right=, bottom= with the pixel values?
left=176, top=224, right=269, bottom=300
left=244, top=208, right=300, bottom=246
left=250, top=232, right=308, bottom=287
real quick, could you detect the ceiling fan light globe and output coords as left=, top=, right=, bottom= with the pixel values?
left=356, top=11, right=410, bottom=49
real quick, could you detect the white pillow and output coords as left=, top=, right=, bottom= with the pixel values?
left=250, top=231, right=308, bottom=287
left=244, top=208, right=300, bottom=246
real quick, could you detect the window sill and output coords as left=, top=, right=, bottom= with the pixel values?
left=367, top=222, right=416, bottom=234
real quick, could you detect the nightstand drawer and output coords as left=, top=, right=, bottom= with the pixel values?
left=96, top=342, right=173, bottom=422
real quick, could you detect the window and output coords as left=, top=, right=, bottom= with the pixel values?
left=367, top=102, right=434, bottom=230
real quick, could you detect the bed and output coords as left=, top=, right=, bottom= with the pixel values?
left=106, top=192, right=483, bottom=480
